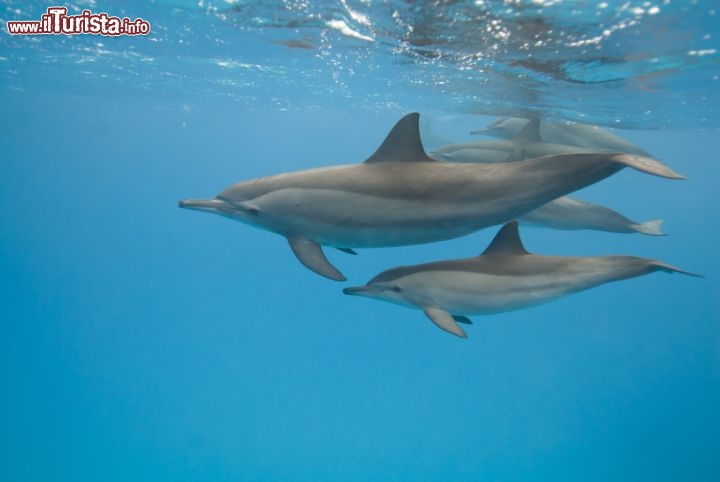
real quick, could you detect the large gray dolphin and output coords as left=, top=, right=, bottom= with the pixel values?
left=471, top=117, right=651, bottom=156
left=179, top=113, right=684, bottom=281
left=343, top=222, right=699, bottom=338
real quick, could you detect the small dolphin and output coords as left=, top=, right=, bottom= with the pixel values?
left=180, top=113, right=683, bottom=281
left=521, top=196, right=665, bottom=235
left=471, top=117, right=651, bottom=157
left=343, top=222, right=700, bottom=338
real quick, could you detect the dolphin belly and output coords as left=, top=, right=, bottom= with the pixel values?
left=399, top=270, right=571, bottom=315
left=245, top=188, right=487, bottom=247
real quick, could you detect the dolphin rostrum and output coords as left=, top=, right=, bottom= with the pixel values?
left=179, top=113, right=684, bottom=281
left=343, top=222, right=700, bottom=338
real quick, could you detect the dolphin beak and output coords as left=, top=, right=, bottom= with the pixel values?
left=178, top=198, right=235, bottom=214
left=343, top=285, right=393, bottom=298
left=343, top=285, right=373, bottom=296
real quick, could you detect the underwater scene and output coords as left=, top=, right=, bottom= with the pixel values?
left=2, top=0, right=719, bottom=481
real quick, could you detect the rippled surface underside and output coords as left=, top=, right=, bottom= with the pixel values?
left=1, top=1, right=718, bottom=126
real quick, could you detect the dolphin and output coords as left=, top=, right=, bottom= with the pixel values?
left=470, top=117, right=651, bottom=157
left=343, top=222, right=700, bottom=338
left=431, top=118, right=617, bottom=163
left=179, top=113, right=684, bottom=281
left=520, top=196, right=664, bottom=235
left=430, top=120, right=664, bottom=235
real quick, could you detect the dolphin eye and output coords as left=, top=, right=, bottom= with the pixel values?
left=392, top=286, right=402, bottom=292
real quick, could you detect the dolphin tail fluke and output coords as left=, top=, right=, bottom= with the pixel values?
left=423, top=306, right=468, bottom=338
left=612, top=154, right=686, bottom=179
left=648, top=260, right=704, bottom=278
left=288, top=237, right=347, bottom=281
left=632, top=219, right=665, bottom=236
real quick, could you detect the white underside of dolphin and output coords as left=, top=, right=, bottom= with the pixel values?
left=343, top=222, right=700, bottom=338
left=179, top=113, right=685, bottom=281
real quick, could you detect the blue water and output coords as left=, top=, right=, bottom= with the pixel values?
left=2, top=1, right=719, bottom=481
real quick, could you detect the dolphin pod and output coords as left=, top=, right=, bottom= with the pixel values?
left=180, top=113, right=684, bottom=281
left=344, top=221, right=699, bottom=338
left=431, top=118, right=665, bottom=235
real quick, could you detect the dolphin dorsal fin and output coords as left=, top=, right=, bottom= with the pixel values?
left=364, top=113, right=433, bottom=163
left=481, top=221, right=529, bottom=256
left=511, top=117, right=542, bottom=142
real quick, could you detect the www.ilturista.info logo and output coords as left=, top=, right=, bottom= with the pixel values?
left=7, top=7, right=151, bottom=36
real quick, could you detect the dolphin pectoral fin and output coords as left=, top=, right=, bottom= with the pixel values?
left=335, top=247, right=358, bottom=255
left=423, top=307, right=468, bottom=338
left=288, top=237, right=347, bottom=281
left=453, top=315, right=473, bottom=325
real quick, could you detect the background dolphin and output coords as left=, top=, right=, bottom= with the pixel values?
left=344, top=222, right=700, bottom=338
left=470, top=116, right=652, bottom=156
left=521, top=196, right=665, bottom=235
left=430, top=119, right=664, bottom=235
left=431, top=118, right=594, bottom=163
left=180, top=113, right=683, bottom=281
left=431, top=117, right=652, bottom=163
